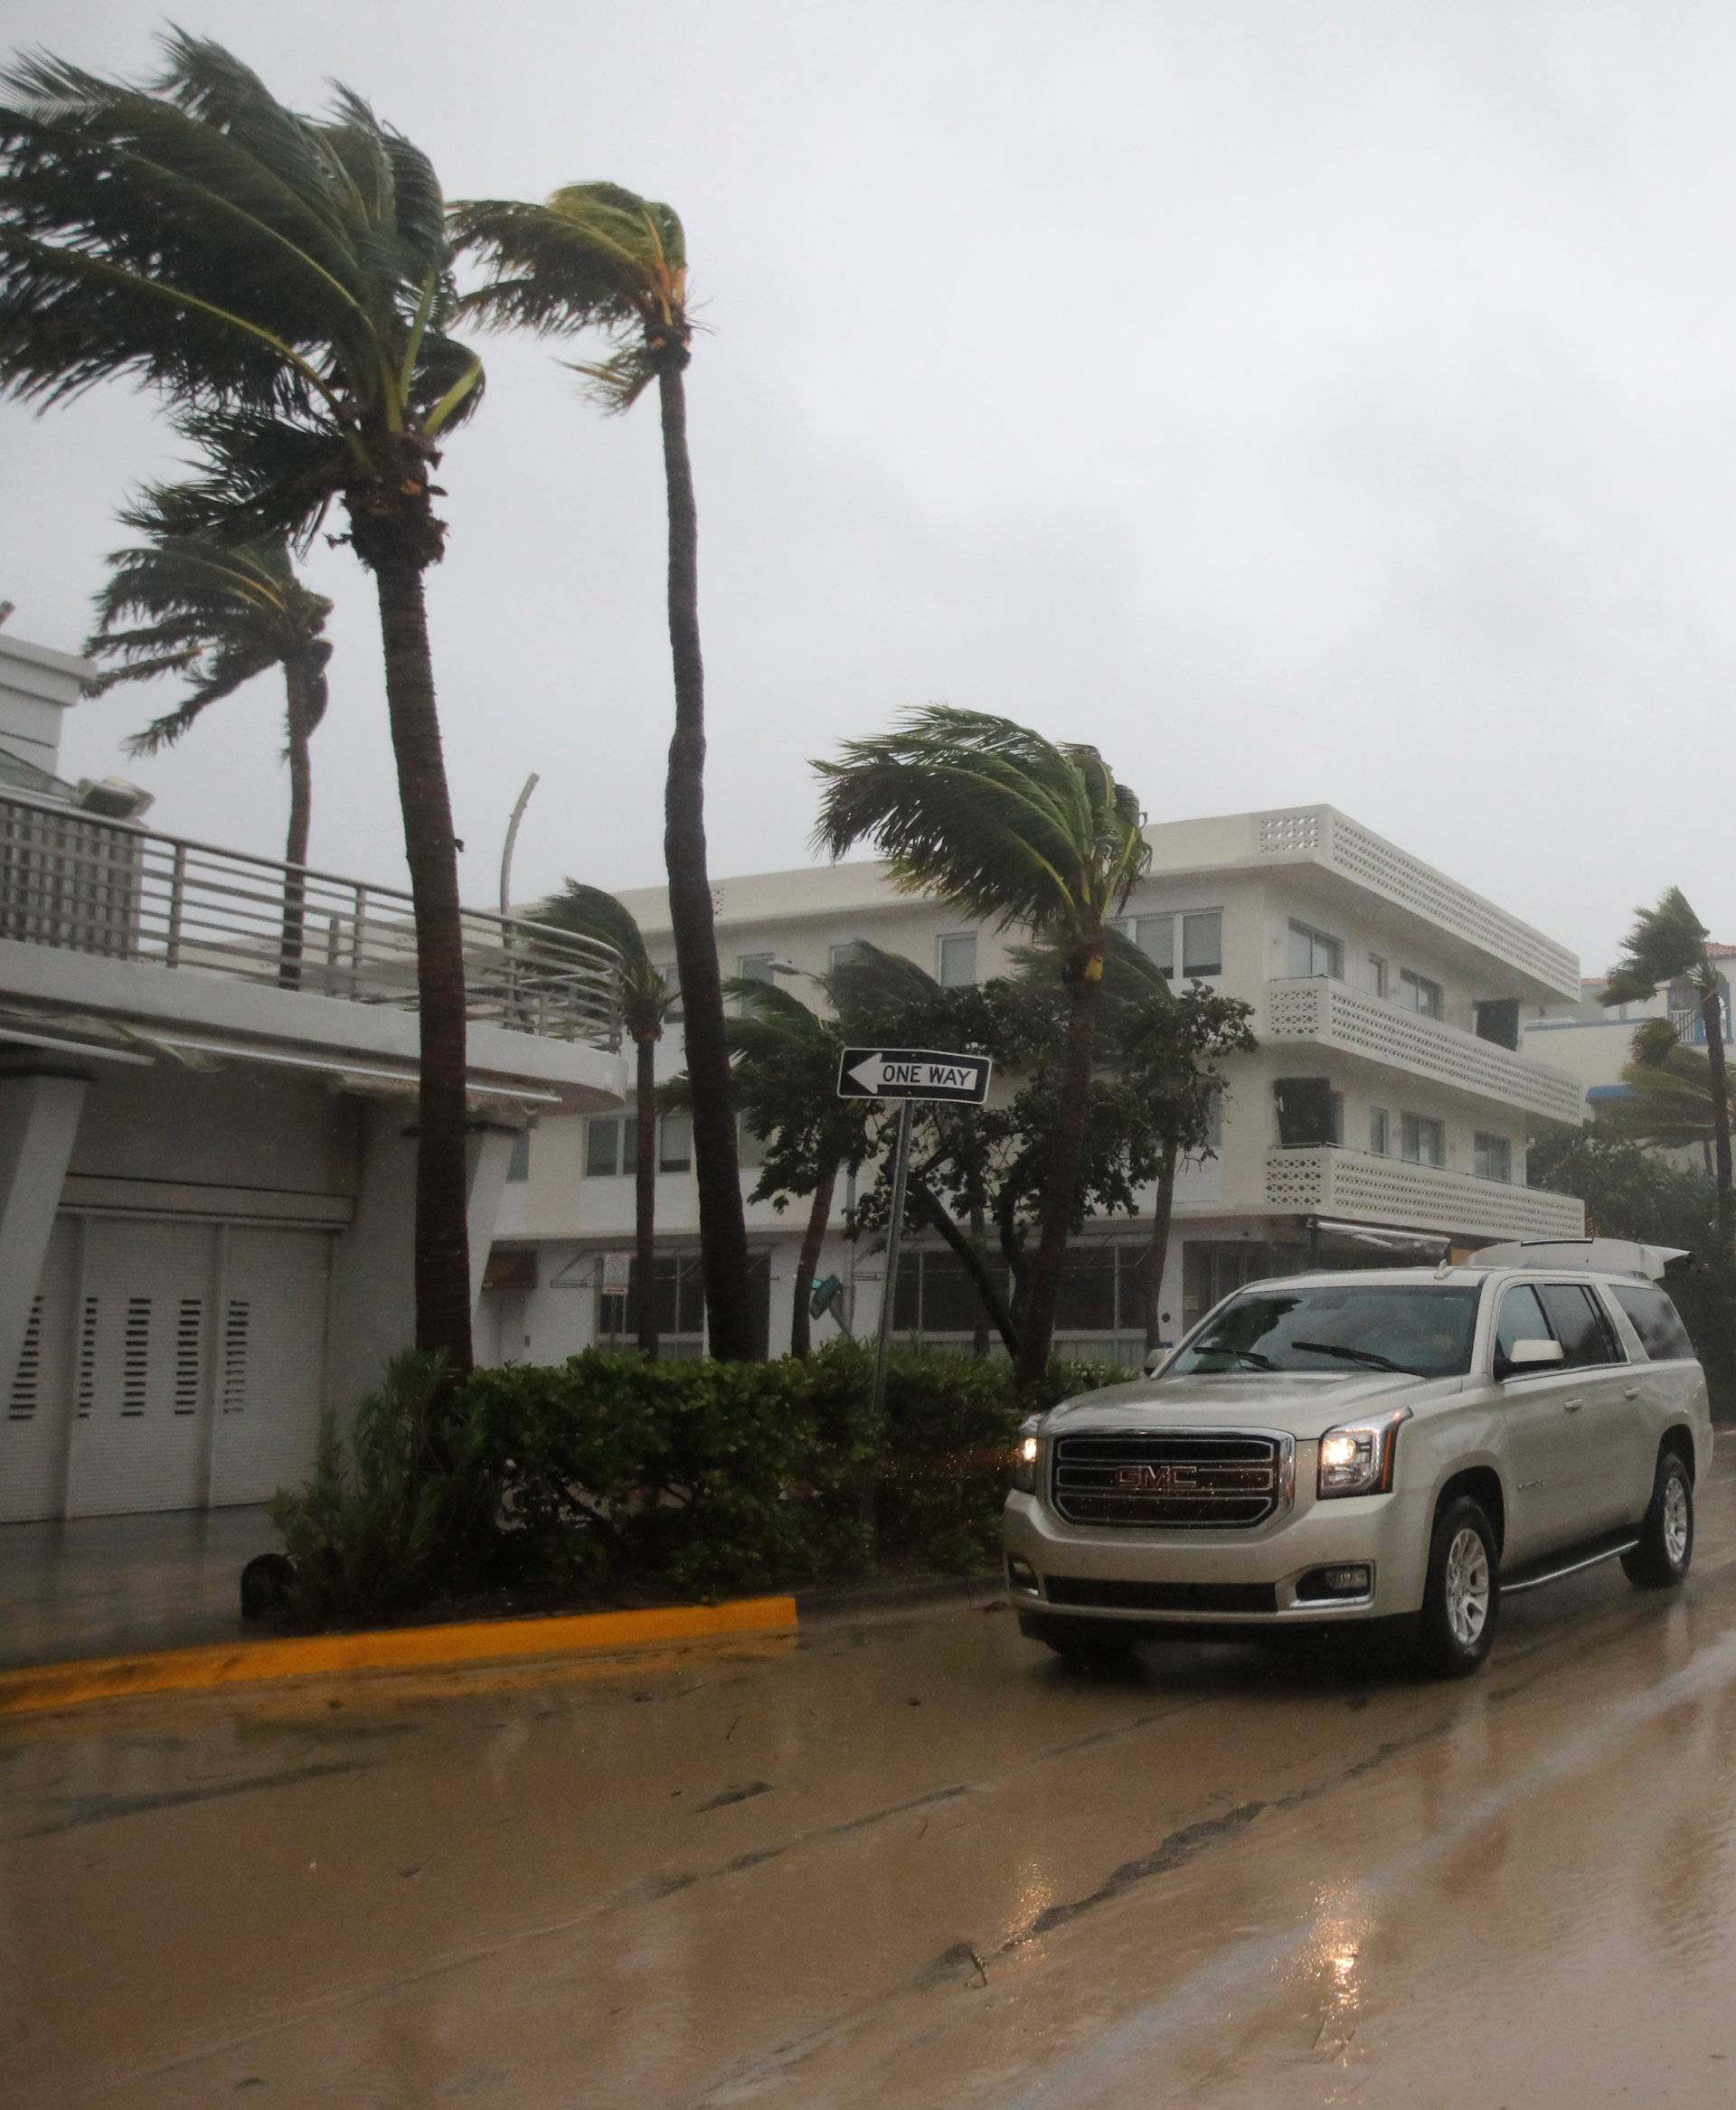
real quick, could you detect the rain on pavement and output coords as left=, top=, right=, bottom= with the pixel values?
left=7, top=1453, right=1736, bottom=2108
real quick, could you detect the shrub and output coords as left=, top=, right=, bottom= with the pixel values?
left=273, top=1343, right=1139, bottom=1621
left=269, top=1353, right=492, bottom=1624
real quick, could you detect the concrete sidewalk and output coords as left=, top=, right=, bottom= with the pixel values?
left=0, top=1506, right=278, bottom=1670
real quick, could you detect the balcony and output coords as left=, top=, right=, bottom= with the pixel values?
left=1264, top=976, right=1581, bottom=1125
left=1265, top=1147, right=1584, bottom=1243
left=0, top=787, right=621, bottom=1047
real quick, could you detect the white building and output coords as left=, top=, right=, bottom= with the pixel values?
left=488, top=804, right=1585, bottom=1370
left=0, top=626, right=624, bottom=1522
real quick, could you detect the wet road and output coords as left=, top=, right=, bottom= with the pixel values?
left=7, top=1456, right=1736, bottom=2107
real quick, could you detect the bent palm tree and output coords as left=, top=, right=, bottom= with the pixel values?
left=1602, top=890, right=1732, bottom=1251
left=85, top=519, right=333, bottom=981
left=450, top=184, right=754, bottom=1359
left=0, top=36, right=486, bottom=1370
left=814, top=706, right=1150, bottom=1386
left=537, top=884, right=675, bottom=1357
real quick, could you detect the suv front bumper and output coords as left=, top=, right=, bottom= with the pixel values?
left=1003, top=1478, right=1433, bottom=1629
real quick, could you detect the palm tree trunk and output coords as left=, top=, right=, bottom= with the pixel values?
left=656, top=360, right=753, bottom=1360
left=278, top=662, right=313, bottom=991
left=1141, top=1137, right=1179, bottom=1355
left=635, top=1035, right=659, bottom=1359
left=1704, top=984, right=1733, bottom=1251
left=367, top=553, right=474, bottom=1376
left=789, top=1163, right=837, bottom=1359
left=1015, top=969, right=1101, bottom=1388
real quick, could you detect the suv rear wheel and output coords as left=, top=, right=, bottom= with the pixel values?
left=1622, top=1448, right=1694, bottom=1589
left=1415, top=1494, right=1500, bottom=1678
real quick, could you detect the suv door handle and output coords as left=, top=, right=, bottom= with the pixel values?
left=1562, top=1398, right=1584, bottom=1414
left=1623, top=1388, right=1640, bottom=1402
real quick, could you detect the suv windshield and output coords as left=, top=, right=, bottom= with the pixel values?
left=1165, top=1284, right=1481, bottom=1379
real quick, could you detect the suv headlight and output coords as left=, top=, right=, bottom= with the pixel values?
left=1010, top=1415, right=1043, bottom=1495
left=1316, top=1407, right=1410, bottom=1499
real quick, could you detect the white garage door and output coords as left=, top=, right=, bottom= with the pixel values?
left=2, top=1216, right=333, bottom=1521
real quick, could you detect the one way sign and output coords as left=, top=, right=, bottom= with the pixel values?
left=836, top=1047, right=993, bottom=1105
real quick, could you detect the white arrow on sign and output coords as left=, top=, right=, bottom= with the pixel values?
left=844, top=1053, right=986, bottom=1097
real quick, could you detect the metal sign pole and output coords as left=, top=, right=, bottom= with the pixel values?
left=871, top=1097, right=915, bottom=1422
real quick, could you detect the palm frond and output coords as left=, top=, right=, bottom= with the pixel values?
left=1602, top=887, right=1715, bottom=1007
left=810, top=705, right=1150, bottom=943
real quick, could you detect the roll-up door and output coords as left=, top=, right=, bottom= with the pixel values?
left=1, top=1216, right=77, bottom=1523
left=208, top=1226, right=331, bottom=1506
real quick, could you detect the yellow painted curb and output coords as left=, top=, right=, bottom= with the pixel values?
left=0, top=1594, right=800, bottom=1719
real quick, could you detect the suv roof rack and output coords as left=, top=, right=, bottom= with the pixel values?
left=1462, top=1238, right=1692, bottom=1283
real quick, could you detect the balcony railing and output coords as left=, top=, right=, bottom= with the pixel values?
left=0, top=787, right=621, bottom=1047
left=1264, top=976, right=1582, bottom=1124
left=1265, top=1146, right=1584, bottom=1243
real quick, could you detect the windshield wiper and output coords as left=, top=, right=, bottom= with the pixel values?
left=1289, top=1340, right=1419, bottom=1375
left=1194, top=1347, right=1277, bottom=1371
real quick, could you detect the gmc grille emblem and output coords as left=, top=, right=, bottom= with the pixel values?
left=1114, top=1464, right=1195, bottom=1491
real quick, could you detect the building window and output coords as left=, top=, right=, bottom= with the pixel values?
left=828, top=940, right=868, bottom=974
left=652, top=960, right=683, bottom=1022
left=1369, top=1107, right=1389, bottom=1156
left=1401, top=969, right=1444, bottom=1020
left=585, top=1113, right=636, bottom=1178
left=1181, top=910, right=1222, bottom=978
left=938, top=931, right=978, bottom=986
left=1110, top=913, right=1175, bottom=977
left=1366, top=954, right=1389, bottom=998
left=738, top=952, right=778, bottom=984
left=658, top=1109, right=693, bottom=1173
left=1288, top=918, right=1343, bottom=979
left=737, top=1115, right=767, bottom=1171
left=1475, top=1133, right=1512, bottom=1183
left=1401, top=1112, right=1445, bottom=1166
left=506, top=1130, right=531, bottom=1182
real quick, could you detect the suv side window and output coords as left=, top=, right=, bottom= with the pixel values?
left=1495, top=1284, right=1552, bottom=1365
left=1613, top=1285, right=1695, bottom=1361
left=1536, top=1283, right=1624, bottom=1370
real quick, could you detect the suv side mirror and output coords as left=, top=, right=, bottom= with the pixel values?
left=1498, top=1337, right=1565, bottom=1379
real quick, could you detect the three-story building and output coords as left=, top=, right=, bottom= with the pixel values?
left=489, top=804, right=1584, bottom=1368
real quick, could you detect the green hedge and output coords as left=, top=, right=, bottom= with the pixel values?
left=270, top=1342, right=1135, bottom=1622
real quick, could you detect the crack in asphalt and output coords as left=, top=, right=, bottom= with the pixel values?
left=9, top=1757, right=383, bottom=1840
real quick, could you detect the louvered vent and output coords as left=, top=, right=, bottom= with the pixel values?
left=222, top=1300, right=250, bottom=1414
left=173, top=1298, right=203, bottom=1416
left=75, top=1295, right=99, bottom=1418
left=7, top=1295, right=42, bottom=1421
left=121, top=1297, right=150, bottom=1417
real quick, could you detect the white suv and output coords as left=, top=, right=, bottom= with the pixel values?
left=1005, top=1242, right=1712, bottom=1677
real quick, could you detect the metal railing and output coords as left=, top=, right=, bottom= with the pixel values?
left=0, top=786, right=622, bottom=1048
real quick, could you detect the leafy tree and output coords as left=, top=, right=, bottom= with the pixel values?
left=0, top=36, right=486, bottom=1370
left=451, top=184, right=754, bottom=1358
left=536, top=885, right=675, bottom=1357
left=1601, top=889, right=1732, bottom=1249
left=1530, top=1124, right=1733, bottom=1414
left=722, top=978, right=871, bottom=1358
left=813, top=707, right=1149, bottom=1386
left=84, top=513, right=333, bottom=983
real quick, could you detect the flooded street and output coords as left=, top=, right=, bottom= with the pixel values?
left=7, top=1455, right=1736, bottom=2107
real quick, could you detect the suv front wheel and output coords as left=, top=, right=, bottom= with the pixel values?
left=1416, top=1494, right=1500, bottom=1678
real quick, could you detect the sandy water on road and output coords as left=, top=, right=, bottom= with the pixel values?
left=5, top=1461, right=1736, bottom=2107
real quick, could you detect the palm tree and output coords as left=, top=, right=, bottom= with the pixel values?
left=0, top=36, right=486, bottom=1371
left=1598, top=1021, right=1734, bottom=1178
left=814, top=706, right=1150, bottom=1386
left=84, top=516, right=333, bottom=983
left=1601, top=890, right=1732, bottom=1249
left=451, top=184, right=754, bottom=1360
left=536, top=884, right=675, bottom=1357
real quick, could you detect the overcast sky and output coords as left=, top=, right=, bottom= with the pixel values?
left=3, top=1, right=1731, bottom=972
